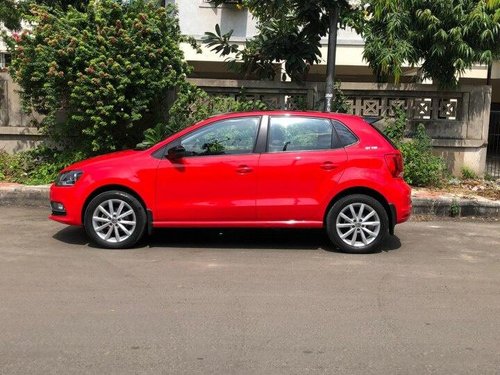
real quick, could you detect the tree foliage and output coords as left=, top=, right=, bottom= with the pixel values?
left=206, top=0, right=499, bottom=87
left=0, top=0, right=22, bottom=30
left=0, top=0, right=90, bottom=30
left=359, top=0, right=499, bottom=86
left=204, top=0, right=363, bottom=81
left=6, top=0, right=190, bottom=154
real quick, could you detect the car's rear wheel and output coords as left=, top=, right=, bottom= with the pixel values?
left=326, top=194, right=389, bottom=254
left=84, top=190, right=146, bottom=249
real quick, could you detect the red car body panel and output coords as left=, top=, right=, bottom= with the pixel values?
left=49, top=111, right=411, bottom=230
left=155, top=154, right=259, bottom=222
left=256, top=148, right=347, bottom=222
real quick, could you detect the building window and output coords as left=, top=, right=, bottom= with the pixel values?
left=200, top=0, right=243, bottom=8
left=0, top=53, right=12, bottom=69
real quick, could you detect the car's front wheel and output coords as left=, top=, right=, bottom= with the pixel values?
left=326, top=194, right=389, bottom=254
left=84, top=190, right=146, bottom=249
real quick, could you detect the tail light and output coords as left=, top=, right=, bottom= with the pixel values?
left=385, top=153, right=404, bottom=178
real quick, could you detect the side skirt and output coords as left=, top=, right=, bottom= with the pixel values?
left=152, top=220, right=324, bottom=229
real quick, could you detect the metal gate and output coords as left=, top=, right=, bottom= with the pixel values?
left=486, top=111, right=500, bottom=177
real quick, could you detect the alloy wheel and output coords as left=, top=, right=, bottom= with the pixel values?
left=91, top=199, right=137, bottom=243
left=335, top=203, right=381, bottom=248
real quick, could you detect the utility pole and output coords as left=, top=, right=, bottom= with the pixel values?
left=324, top=4, right=339, bottom=112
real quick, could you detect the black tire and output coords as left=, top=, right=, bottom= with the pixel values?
left=326, top=194, right=389, bottom=254
left=84, top=190, right=147, bottom=249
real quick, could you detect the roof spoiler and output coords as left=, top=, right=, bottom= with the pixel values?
left=363, top=116, right=382, bottom=125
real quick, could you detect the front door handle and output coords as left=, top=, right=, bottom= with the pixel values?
left=237, top=165, right=253, bottom=174
left=320, top=161, right=337, bottom=171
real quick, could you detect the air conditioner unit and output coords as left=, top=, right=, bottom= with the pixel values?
left=203, top=0, right=242, bottom=3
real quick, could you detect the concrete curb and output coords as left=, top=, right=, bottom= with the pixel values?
left=0, top=183, right=499, bottom=218
left=0, top=184, right=50, bottom=208
left=411, top=197, right=500, bottom=217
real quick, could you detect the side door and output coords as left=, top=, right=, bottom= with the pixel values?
left=155, top=116, right=262, bottom=223
left=257, top=116, right=348, bottom=222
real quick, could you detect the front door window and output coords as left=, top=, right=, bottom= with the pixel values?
left=180, top=117, right=260, bottom=156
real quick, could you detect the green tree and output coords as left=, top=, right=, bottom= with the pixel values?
left=205, top=0, right=499, bottom=91
left=5, top=0, right=190, bottom=154
left=0, top=0, right=90, bottom=30
left=362, top=0, right=500, bottom=87
left=0, top=0, right=22, bottom=30
left=204, top=0, right=364, bottom=111
left=204, top=20, right=322, bottom=82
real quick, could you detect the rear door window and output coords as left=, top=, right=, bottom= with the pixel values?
left=267, top=117, right=337, bottom=152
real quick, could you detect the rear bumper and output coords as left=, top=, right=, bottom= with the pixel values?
left=390, top=179, right=412, bottom=224
left=398, top=201, right=412, bottom=223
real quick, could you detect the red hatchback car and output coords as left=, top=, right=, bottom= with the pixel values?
left=50, top=111, right=411, bottom=253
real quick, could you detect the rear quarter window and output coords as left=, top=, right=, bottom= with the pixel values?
left=332, top=121, right=358, bottom=147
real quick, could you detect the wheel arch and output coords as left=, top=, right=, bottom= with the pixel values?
left=324, top=187, right=395, bottom=234
left=81, top=184, right=149, bottom=224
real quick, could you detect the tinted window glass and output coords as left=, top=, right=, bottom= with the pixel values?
left=268, top=117, right=333, bottom=152
left=332, top=121, right=358, bottom=147
left=180, top=117, right=260, bottom=156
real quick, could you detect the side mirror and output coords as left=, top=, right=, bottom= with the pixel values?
left=167, top=145, right=186, bottom=160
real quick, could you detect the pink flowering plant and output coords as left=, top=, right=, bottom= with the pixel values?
left=5, top=0, right=191, bottom=154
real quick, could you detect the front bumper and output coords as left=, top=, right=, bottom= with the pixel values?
left=49, top=184, right=85, bottom=225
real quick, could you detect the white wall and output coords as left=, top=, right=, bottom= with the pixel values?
left=174, top=0, right=257, bottom=41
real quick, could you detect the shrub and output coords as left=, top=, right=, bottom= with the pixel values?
left=0, top=147, right=85, bottom=185
left=0, top=151, right=26, bottom=182
left=5, top=0, right=190, bottom=155
left=484, top=173, right=495, bottom=182
left=383, top=110, right=446, bottom=187
left=461, top=166, right=477, bottom=180
left=137, top=83, right=268, bottom=148
left=382, top=107, right=406, bottom=144
left=398, top=124, right=446, bottom=187
left=450, top=199, right=460, bottom=217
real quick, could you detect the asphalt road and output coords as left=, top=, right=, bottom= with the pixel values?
left=0, top=206, right=499, bottom=375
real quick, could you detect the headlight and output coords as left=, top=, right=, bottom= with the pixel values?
left=55, top=170, right=83, bottom=186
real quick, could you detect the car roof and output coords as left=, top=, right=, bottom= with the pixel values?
left=207, top=110, right=362, bottom=121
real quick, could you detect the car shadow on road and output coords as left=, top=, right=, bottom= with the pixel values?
left=147, top=228, right=329, bottom=251
left=148, top=228, right=401, bottom=253
left=52, top=226, right=89, bottom=246
left=378, top=235, right=402, bottom=252
left=52, top=226, right=401, bottom=253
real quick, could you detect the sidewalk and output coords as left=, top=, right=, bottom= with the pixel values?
left=411, top=187, right=500, bottom=218
left=0, top=182, right=499, bottom=218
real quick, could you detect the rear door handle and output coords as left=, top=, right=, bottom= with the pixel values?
left=237, top=165, right=253, bottom=174
left=320, top=161, right=337, bottom=171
